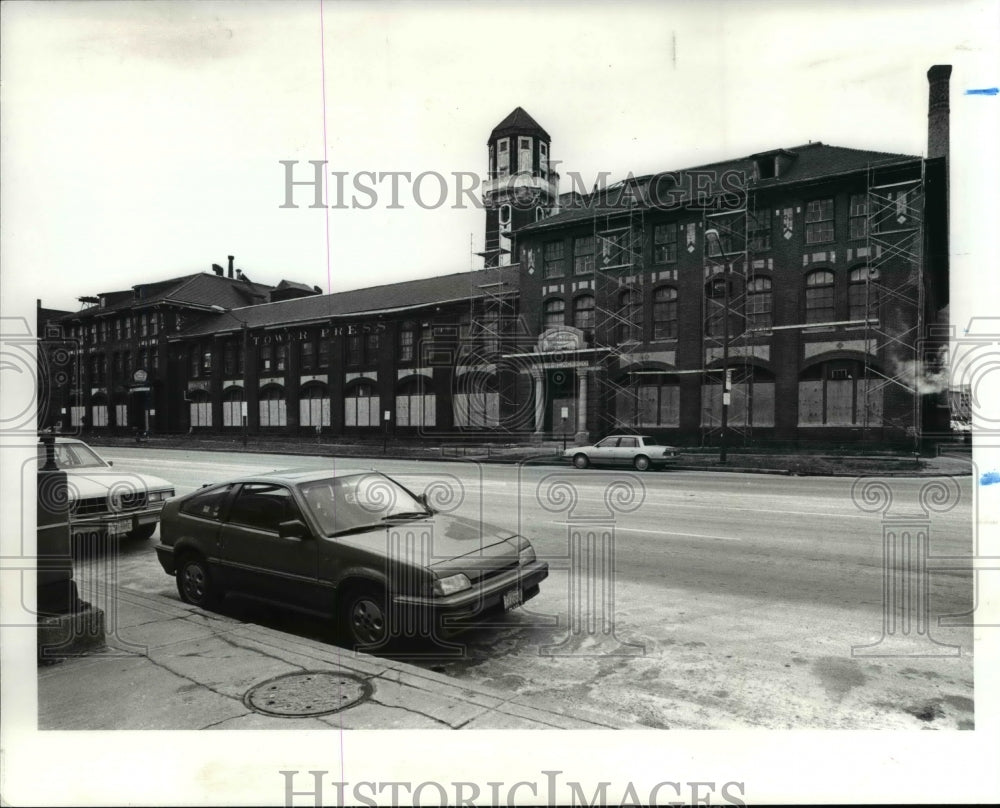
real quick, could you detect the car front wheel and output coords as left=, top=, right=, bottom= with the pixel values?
left=633, top=455, right=651, bottom=472
left=176, top=555, right=220, bottom=609
left=573, top=453, right=590, bottom=469
left=340, top=584, right=391, bottom=650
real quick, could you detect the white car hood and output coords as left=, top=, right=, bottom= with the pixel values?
left=64, top=469, right=173, bottom=499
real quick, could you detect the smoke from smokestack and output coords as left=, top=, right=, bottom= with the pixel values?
left=892, top=357, right=951, bottom=395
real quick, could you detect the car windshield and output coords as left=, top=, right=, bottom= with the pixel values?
left=298, top=473, right=429, bottom=536
left=36, top=442, right=108, bottom=470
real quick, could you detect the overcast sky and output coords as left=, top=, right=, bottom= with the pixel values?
left=2, top=3, right=1000, bottom=803
left=2, top=0, right=996, bottom=325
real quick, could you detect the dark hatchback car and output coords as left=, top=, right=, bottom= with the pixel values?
left=154, top=469, right=548, bottom=649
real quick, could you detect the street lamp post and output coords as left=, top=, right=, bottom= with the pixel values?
left=705, top=228, right=731, bottom=464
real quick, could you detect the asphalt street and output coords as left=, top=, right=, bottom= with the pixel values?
left=81, top=446, right=976, bottom=730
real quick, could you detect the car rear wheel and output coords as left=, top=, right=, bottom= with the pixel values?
left=633, top=455, right=651, bottom=472
left=340, top=584, right=391, bottom=650
left=573, top=453, right=590, bottom=469
left=126, top=523, right=157, bottom=541
left=176, top=554, right=220, bottom=609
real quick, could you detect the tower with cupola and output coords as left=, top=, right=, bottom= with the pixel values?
left=480, top=107, right=559, bottom=268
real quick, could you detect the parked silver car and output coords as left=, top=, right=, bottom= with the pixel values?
left=37, top=438, right=175, bottom=540
left=564, top=434, right=680, bottom=471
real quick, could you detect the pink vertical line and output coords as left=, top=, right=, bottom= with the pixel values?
left=320, top=0, right=333, bottom=295
left=319, top=0, right=344, bottom=785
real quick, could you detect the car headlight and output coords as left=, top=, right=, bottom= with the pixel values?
left=433, top=573, right=472, bottom=597
left=148, top=489, right=175, bottom=503
left=519, top=545, right=536, bottom=565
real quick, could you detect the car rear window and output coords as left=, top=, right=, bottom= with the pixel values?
left=180, top=484, right=233, bottom=521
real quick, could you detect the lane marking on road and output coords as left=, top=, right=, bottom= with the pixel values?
left=552, top=522, right=741, bottom=541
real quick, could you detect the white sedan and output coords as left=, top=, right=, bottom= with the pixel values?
left=563, top=434, right=680, bottom=471
left=37, top=437, right=175, bottom=540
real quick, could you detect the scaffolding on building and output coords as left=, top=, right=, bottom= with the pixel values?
left=861, top=163, right=926, bottom=448
left=463, top=236, right=521, bottom=434
left=700, top=192, right=757, bottom=448
left=590, top=180, right=648, bottom=435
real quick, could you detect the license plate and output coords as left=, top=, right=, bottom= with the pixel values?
left=502, top=588, right=523, bottom=611
left=108, top=519, right=131, bottom=537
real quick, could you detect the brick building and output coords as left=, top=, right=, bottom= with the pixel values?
left=39, top=66, right=952, bottom=448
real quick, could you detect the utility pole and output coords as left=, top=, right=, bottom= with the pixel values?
left=706, top=228, right=731, bottom=464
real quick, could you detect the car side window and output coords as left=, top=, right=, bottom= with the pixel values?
left=596, top=438, right=618, bottom=448
left=227, top=484, right=300, bottom=532
left=619, top=437, right=638, bottom=448
left=180, top=484, right=233, bottom=521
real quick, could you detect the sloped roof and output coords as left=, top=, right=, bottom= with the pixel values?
left=172, top=267, right=521, bottom=339
left=490, top=107, right=550, bottom=142
left=520, top=142, right=919, bottom=233
left=61, top=272, right=275, bottom=321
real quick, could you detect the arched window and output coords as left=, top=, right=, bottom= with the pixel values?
left=615, top=376, right=681, bottom=428
left=618, top=288, right=642, bottom=342
left=573, top=294, right=595, bottom=332
left=848, top=266, right=880, bottom=324
left=222, top=387, right=244, bottom=427
left=798, top=360, right=882, bottom=426
left=701, top=366, right=776, bottom=428
left=396, top=378, right=436, bottom=427
left=805, top=270, right=835, bottom=324
left=259, top=386, right=286, bottom=427
left=345, top=382, right=378, bottom=427
left=543, top=298, right=565, bottom=331
left=652, top=287, right=678, bottom=340
left=188, top=390, right=212, bottom=428
left=300, top=384, right=330, bottom=428
left=747, top=276, right=773, bottom=332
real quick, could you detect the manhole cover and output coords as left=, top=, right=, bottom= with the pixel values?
left=244, top=671, right=371, bottom=717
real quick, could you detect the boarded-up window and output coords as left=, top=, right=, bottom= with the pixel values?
left=454, top=392, right=499, bottom=428
left=223, top=389, right=244, bottom=427
left=259, top=387, right=287, bottom=427
left=702, top=381, right=775, bottom=427
left=826, top=379, right=854, bottom=425
left=518, top=136, right=532, bottom=175
left=797, top=363, right=883, bottom=426
left=856, top=379, right=884, bottom=426
left=798, top=380, right=824, bottom=425
left=397, top=380, right=436, bottom=427
left=70, top=406, right=85, bottom=427
left=345, top=383, right=379, bottom=427
left=115, top=405, right=128, bottom=427
left=300, top=386, right=331, bottom=427
left=92, top=405, right=109, bottom=427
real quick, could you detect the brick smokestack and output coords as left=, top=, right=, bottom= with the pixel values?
left=227, top=255, right=235, bottom=279
left=927, top=65, right=952, bottom=161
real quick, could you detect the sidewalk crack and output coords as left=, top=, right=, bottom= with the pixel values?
left=366, top=698, right=453, bottom=727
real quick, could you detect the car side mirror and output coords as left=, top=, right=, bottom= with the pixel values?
left=278, top=518, right=309, bottom=539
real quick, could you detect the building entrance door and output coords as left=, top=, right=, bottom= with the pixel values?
left=546, top=368, right=575, bottom=436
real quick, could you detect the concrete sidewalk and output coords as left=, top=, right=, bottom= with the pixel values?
left=38, top=585, right=636, bottom=730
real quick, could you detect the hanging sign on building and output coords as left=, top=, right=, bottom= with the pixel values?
left=538, top=326, right=585, bottom=353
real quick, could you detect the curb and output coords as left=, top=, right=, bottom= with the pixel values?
left=85, top=439, right=972, bottom=478
left=41, top=584, right=638, bottom=730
